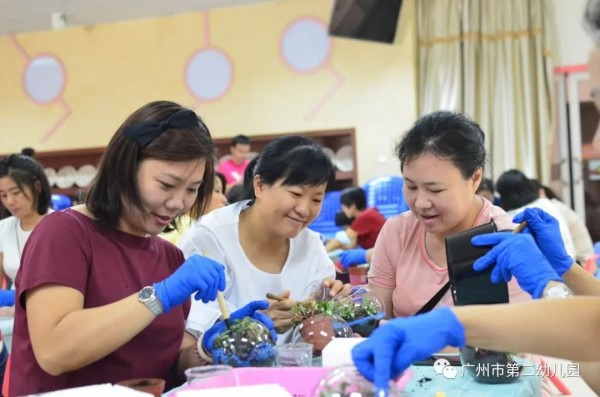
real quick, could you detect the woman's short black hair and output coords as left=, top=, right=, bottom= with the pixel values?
left=340, top=187, right=367, bottom=210
left=86, top=100, right=215, bottom=230
left=395, top=111, right=486, bottom=179
left=0, top=154, right=51, bottom=215
left=495, top=169, right=539, bottom=211
left=243, top=135, right=336, bottom=201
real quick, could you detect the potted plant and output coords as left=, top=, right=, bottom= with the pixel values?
left=211, top=317, right=277, bottom=368
left=334, top=290, right=386, bottom=337
left=291, top=301, right=352, bottom=357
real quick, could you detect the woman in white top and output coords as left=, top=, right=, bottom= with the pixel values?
left=0, top=153, right=51, bottom=389
left=495, top=169, right=576, bottom=259
left=179, top=135, right=348, bottom=338
left=0, top=154, right=51, bottom=289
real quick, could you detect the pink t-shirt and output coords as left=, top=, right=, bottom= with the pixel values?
left=368, top=199, right=531, bottom=318
left=218, top=158, right=250, bottom=185
left=11, top=209, right=190, bottom=395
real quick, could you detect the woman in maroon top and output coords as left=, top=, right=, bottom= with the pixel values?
left=10, top=101, right=274, bottom=395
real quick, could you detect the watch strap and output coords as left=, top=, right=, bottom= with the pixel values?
left=139, top=286, right=164, bottom=316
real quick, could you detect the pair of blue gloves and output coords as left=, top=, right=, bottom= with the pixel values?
left=471, top=208, right=573, bottom=298
left=352, top=208, right=574, bottom=395
left=153, top=255, right=277, bottom=354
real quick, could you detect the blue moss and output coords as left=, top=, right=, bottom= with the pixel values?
left=213, top=342, right=277, bottom=368
left=346, top=312, right=385, bottom=327
left=347, top=312, right=385, bottom=337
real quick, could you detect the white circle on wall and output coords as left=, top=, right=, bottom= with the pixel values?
left=24, top=55, right=65, bottom=104
left=281, top=18, right=331, bottom=73
left=185, top=48, right=233, bottom=101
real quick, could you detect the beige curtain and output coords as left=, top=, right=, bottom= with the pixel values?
left=417, top=0, right=555, bottom=183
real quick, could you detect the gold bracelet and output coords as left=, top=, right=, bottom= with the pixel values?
left=196, top=333, right=213, bottom=364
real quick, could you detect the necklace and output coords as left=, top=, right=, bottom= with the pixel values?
left=15, top=220, right=22, bottom=257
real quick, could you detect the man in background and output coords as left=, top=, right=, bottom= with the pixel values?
left=218, top=135, right=251, bottom=190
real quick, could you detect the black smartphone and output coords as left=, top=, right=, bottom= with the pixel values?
left=445, top=220, right=509, bottom=306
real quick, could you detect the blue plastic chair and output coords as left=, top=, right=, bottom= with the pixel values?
left=51, top=194, right=72, bottom=210
left=363, top=176, right=409, bottom=219
left=308, top=190, right=343, bottom=239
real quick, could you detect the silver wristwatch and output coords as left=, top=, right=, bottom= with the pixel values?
left=138, top=286, right=164, bottom=316
left=542, top=281, right=573, bottom=299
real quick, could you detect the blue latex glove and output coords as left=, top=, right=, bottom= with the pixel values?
left=339, top=248, right=368, bottom=270
left=0, top=290, right=15, bottom=307
left=472, top=232, right=563, bottom=299
left=202, top=300, right=278, bottom=353
left=154, top=254, right=226, bottom=313
left=352, top=307, right=465, bottom=396
left=513, top=208, right=575, bottom=276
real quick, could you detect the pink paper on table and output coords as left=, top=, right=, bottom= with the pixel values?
left=174, top=367, right=330, bottom=397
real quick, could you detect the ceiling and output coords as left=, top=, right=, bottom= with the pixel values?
left=0, top=0, right=271, bottom=36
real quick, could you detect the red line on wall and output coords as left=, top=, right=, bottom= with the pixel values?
left=39, top=99, right=72, bottom=143
left=203, top=12, right=211, bottom=47
left=304, top=65, right=345, bottom=121
left=9, top=35, right=30, bottom=61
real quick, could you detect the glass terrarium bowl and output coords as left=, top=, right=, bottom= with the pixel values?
left=303, top=280, right=334, bottom=302
left=459, top=346, right=521, bottom=384
left=333, top=286, right=386, bottom=337
left=210, top=317, right=277, bottom=368
left=313, top=365, right=403, bottom=397
left=291, top=314, right=353, bottom=357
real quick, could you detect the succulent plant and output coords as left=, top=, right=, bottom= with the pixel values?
left=212, top=317, right=276, bottom=368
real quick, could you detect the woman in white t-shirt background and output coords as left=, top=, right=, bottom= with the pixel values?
left=179, top=135, right=350, bottom=340
left=0, top=154, right=52, bottom=292
left=495, top=169, right=577, bottom=261
left=0, top=153, right=51, bottom=390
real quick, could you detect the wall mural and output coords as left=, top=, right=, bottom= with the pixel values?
left=185, top=12, right=234, bottom=108
left=10, top=35, right=71, bottom=143
left=280, top=17, right=344, bottom=120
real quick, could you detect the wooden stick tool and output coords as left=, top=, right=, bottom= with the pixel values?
left=217, top=291, right=231, bottom=329
left=513, top=220, right=528, bottom=234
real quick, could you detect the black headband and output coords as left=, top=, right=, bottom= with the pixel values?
left=123, top=109, right=199, bottom=148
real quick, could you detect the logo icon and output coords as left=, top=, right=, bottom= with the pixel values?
left=433, top=358, right=450, bottom=375
left=442, top=365, right=458, bottom=379
left=433, top=358, right=458, bottom=379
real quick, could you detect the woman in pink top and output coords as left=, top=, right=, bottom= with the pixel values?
left=368, top=111, right=530, bottom=318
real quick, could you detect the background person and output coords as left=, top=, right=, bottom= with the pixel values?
left=325, top=187, right=385, bottom=255
left=218, top=134, right=251, bottom=190
left=495, top=169, right=576, bottom=259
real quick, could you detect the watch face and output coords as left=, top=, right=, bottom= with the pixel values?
left=544, top=283, right=572, bottom=299
left=139, top=286, right=154, bottom=300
